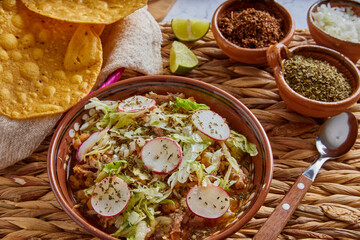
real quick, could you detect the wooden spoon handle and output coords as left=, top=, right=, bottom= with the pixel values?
left=253, top=174, right=313, bottom=240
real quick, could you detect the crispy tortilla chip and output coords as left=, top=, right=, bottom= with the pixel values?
left=21, top=0, right=147, bottom=24
left=0, top=1, right=102, bottom=119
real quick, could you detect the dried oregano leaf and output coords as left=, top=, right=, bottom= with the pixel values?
left=284, top=55, right=352, bottom=102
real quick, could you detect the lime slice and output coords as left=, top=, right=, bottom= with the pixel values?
left=170, top=41, right=199, bottom=74
left=172, top=18, right=210, bottom=42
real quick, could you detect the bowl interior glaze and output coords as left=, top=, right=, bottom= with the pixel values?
left=48, top=75, right=273, bottom=240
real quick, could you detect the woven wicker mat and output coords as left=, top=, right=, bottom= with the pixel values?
left=1, top=23, right=360, bottom=240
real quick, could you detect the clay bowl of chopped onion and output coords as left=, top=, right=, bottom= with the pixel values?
left=267, top=43, right=360, bottom=118
left=211, top=0, right=295, bottom=65
left=48, top=75, right=273, bottom=240
left=307, top=0, right=360, bottom=64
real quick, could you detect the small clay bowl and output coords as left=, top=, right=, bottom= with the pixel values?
left=211, top=0, right=295, bottom=65
left=48, top=75, right=273, bottom=240
left=307, top=0, right=360, bottom=64
left=267, top=43, right=360, bottom=118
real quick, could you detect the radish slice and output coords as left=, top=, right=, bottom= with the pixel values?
left=76, top=128, right=109, bottom=162
left=91, top=176, right=130, bottom=217
left=117, top=95, right=155, bottom=112
left=191, top=110, right=230, bottom=140
left=186, top=185, right=230, bottom=219
left=141, top=137, right=182, bottom=174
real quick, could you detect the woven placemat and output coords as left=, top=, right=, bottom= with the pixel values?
left=1, top=23, right=359, bottom=240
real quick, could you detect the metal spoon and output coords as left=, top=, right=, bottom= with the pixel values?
left=254, top=112, right=358, bottom=240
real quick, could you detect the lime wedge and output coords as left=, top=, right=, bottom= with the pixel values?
left=170, top=41, right=199, bottom=74
left=172, top=18, right=210, bottom=42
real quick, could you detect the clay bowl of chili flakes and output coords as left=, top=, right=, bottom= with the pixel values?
left=267, top=43, right=360, bottom=118
left=211, top=0, right=295, bottom=65
left=48, top=75, right=273, bottom=240
left=307, top=0, right=360, bottom=64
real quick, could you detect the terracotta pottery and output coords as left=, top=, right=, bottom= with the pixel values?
left=211, top=0, right=295, bottom=65
left=267, top=43, right=360, bottom=118
left=307, top=0, right=360, bottom=64
left=48, top=75, right=273, bottom=240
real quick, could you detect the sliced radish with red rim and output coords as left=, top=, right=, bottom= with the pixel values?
left=117, top=95, right=155, bottom=112
left=186, top=184, right=230, bottom=219
left=191, top=110, right=230, bottom=140
left=141, top=137, right=182, bottom=174
left=76, top=128, right=109, bottom=162
left=91, top=176, right=130, bottom=217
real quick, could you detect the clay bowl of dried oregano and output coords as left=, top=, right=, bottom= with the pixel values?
left=211, top=0, right=295, bottom=65
left=307, top=0, right=360, bottom=64
left=267, top=43, right=360, bottom=118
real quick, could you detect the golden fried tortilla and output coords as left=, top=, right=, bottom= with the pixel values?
left=0, top=1, right=103, bottom=119
left=21, top=0, right=147, bottom=24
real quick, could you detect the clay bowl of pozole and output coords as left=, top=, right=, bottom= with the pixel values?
left=48, top=75, right=273, bottom=240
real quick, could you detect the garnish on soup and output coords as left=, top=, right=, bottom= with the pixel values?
left=68, top=93, right=257, bottom=239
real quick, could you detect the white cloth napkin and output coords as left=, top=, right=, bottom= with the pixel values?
left=0, top=114, right=61, bottom=169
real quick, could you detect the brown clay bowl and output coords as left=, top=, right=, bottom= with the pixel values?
left=48, top=75, right=273, bottom=240
left=307, top=0, right=360, bottom=64
left=211, top=0, right=295, bottom=65
left=267, top=43, right=360, bottom=118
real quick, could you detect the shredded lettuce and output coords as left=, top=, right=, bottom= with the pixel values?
left=113, top=194, right=151, bottom=239
left=94, top=171, right=107, bottom=183
left=132, top=185, right=167, bottom=203
left=133, top=168, right=150, bottom=181
left=176, top=142, right=210, bottom=183
left=85, top=98, right=118, bottom=113
left=220, top=141, right=241, bottom=173
left=174, top=97, right=210, bottom=111
left=135, top=221, right=150, bottom=240
left=128, top=211, right=146, bottom=226
left=170, top=133, right=197, bottom=144
left=112, top=113, right=134, bottom=129
left=103, top=160, right=128, bottom=175
left=84, top=185, right=95, bottom=197
left=205, top=149, right=223, bottom=173
left=195, top=162, right=206, bottom=185
left=83, top=133, right=112, bottom=160
left=146, top=108, right=168, bottom=127
left=143, top=204, right=156, bottom=228
left=219, top=165, right=233, bottom=189
left=125, top=192, right=142, bottom=213
left=226, top=131, right=258, bottom=157
left=165, top=113, right=188, bottom=127
left=159, top=199, right=175, bottom=205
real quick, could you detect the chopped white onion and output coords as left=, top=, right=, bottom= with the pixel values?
left=312, top=3, right=360, bottom=43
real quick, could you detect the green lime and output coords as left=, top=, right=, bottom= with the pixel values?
left=170, top=41, right=199, bottom=74
left=171, top=18, right=210, bottom=42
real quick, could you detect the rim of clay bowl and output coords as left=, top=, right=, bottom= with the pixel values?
left=307, top=0, right=360, bottom=46
left=48, top=75, right=273, bottom=240
left=212, top=0, right=295, bottom=52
